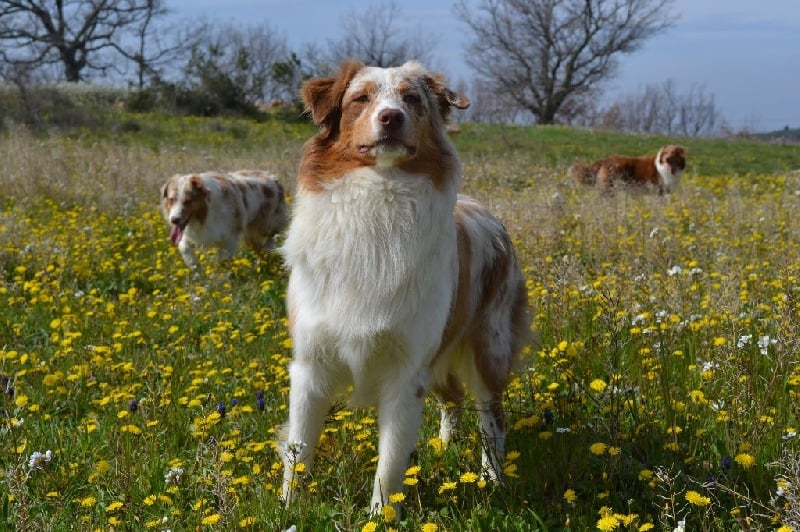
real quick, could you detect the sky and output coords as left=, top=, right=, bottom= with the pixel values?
left=168, top=0, right=800, bottom=133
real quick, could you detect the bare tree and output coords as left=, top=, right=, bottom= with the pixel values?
left=0, top=0, right=166, bottom=82
left=599, top=80, right=723, bottom=137
left=324, top=1, right=438, bottom=69
left=455, top=0, right=676, bottom=124
left=112, top=2, right=202, bottom=89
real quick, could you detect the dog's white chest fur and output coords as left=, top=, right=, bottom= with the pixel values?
left=283, top=168, right=457, bottom=349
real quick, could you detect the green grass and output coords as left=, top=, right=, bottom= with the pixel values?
left=1, top=115, right=800, bottom=531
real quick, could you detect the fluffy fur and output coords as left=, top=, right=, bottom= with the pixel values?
left=571, top=144, right=688, bottom=194
left=160, top=170, right=288, bottom=267
left=280, top=60, right=529, bottom=511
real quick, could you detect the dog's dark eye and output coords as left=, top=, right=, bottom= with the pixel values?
left=353, top=94, right=370, bottom=103
left=402, top=93, right=421, bottom=104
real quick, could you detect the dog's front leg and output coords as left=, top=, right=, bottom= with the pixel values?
left=281, top=360, right=331, bottom=506
left=178, top=241, right=199, bottom=268
left=370, top=381, right=426, bottom=512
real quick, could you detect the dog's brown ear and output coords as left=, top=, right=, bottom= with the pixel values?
left=188, top=175, right=208, bottom=195
left=444, top=88, right=470, bottom=110
left=302, top=59, right=365, bottom=128
left=423, top=74, right=470, bottom=119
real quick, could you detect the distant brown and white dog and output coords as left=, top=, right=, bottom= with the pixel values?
left=280, top=60, right=529, bottom=511
left=571, top=144, right=688, bottom=194
left=160, top=170, right=288, bottom=267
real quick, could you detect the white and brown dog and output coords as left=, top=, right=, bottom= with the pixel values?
left=280, top=60, right=529, bottom=511
left=571, top=144, right=688, bottom=195
left=160, top=170, right=288, bottom=267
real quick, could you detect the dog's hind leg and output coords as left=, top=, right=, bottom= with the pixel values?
left=432, top=373, right=465, bottom=446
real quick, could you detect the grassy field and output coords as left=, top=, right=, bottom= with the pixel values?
left=1, top=114, right=800, bottom=531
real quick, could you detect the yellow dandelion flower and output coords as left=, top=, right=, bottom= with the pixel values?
left=405, top=465, right=421, bottom=476
left=590, top=442, right=608, bottom=455
left=361, top=521, right=378, bottom=532
left=239, top=517, right=256, bottom=527
left=638, top=469, right=653, bottom=481
left=403, top=477, right=419, bottom=486
left=106, top=501, right=124, bottom=512
left=638, top=524, right=655, bottom=531
left=713, top=337, right=726, bottom=346
left=589, top=379, right=607, bottom=392
left=503, top=463, right=518, bottom=477
left=421, top=524, right=438, bottom=532
left=143, top=495, right=156, bottom=506
left=438, top=481, right=457, bottom=494
left=596, top=515, right=620, bottom=531
left=459, top=472, right=478, bottom=483
left=685, top=490, right=711, bottom=506
left=79, top=496, right=97, bottom=508
left=201, top=513, right=221, bottom=525
left=563, top=489, right=577, bottom=504
left=428, top=437, right=446, bottom=456
left=382, top=504, right=397, bottom=522
left=734, top=453, right=756, bottom=469
left=389, top=492, right=405, bottom=504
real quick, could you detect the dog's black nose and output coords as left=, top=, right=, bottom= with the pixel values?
left=378, top=108, right=404, bottom=131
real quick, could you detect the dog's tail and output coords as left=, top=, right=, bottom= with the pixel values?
left=570, top=163, right=596, bottom=185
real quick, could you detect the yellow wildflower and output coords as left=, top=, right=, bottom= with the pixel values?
left=734, top=453, right=756, bottom=469
left=685, top=490, right=711, bottom=506
left=590, top=442, right=608, bottom=455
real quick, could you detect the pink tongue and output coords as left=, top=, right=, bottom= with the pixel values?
left=170, top=224, right=184, bottom=245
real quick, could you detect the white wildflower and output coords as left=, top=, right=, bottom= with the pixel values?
left=164, top=467, right=185, bottom=485
left=737, top=334, right=752, bottom=348
left=757, top=335, right=776, bottom=355
left=28, top=450, right=53, bottom=470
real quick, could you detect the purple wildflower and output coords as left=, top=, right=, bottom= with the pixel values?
left=722, top=456, right=732, bottom=471
left=256, top=391, right=265, bottom=412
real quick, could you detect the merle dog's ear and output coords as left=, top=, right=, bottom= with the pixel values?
left=302, top=59, right=365, bottom=129
left=188, top=175, right=208, bottom=195
left=423, top=73, right=470, bottom=120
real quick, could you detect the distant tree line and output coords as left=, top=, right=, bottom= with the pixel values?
left=0, top=0, right=726, bottom=136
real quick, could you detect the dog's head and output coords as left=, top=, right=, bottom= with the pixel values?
left=298, top=60, right=470, bottom=190
left=659, top=145, right=688, bottom=175
left=160, top=174, right=209, bottom=245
